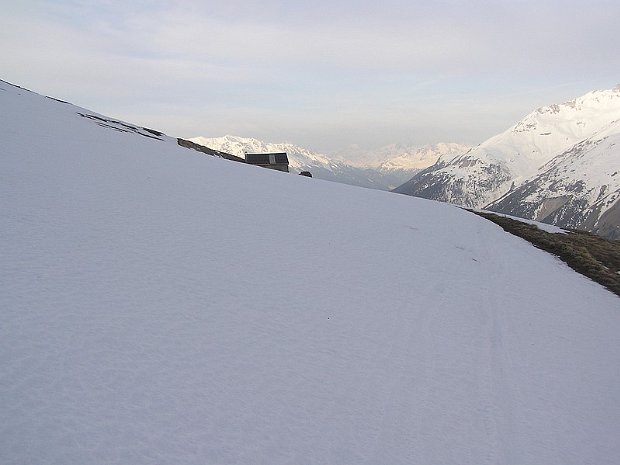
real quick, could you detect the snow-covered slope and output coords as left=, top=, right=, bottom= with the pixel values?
left=191, top=135, right=405, bottom=190
left=395, top=86, right=620, bottom=210
left=2, top=80, right=620, bottom=465
left=488, top=120, right=620, bottom=238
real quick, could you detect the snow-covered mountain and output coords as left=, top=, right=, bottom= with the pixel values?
left=394, top=85, right=620, bottom=237
left=373, top=142, right=470, bottom=174
left=338, top=142, right=470, bottom=170
left=3, top=79, right=620, bottom=465
left=190, top=135, right=403, bottom=190
left=190, top=136, right=468, bottom=191
left=191, top=135, right=336, bottom=173
left=487, top=119, right=620, bottom=238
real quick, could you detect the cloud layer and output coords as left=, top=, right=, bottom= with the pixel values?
left=2, top=0, right=619, bottom=152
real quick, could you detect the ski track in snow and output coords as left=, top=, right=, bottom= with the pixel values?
left=477, top=224, right=518, bottom=465
left=2, top=80, right=620, bottom=465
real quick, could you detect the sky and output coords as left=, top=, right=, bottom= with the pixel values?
left=1, top=0, right=619, bottom=154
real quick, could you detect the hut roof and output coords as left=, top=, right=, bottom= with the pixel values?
left=245, top=153, right=289, bottom=165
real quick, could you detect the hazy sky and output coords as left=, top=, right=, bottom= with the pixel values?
left=2, top=0, right=619, bottom=153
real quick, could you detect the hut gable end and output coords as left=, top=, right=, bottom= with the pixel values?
left=245, top=152, right=289, bottom=172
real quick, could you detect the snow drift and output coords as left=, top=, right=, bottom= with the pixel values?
left=1, top=80, right=620, bottom=465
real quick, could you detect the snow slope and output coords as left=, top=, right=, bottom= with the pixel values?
left=2, top=80, right=620, bottom=465
left=395, top=86, right=620, bottom=209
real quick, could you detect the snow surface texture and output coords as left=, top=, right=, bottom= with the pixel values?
left=395, top=86, right=620, bottom=222
left=2, top=80, right=620, bottom=465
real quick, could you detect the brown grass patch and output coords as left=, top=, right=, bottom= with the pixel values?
left=470, top=210, right=620, bottom=297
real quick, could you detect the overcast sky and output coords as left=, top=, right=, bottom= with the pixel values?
left=2, top=0, right=619, bottom=153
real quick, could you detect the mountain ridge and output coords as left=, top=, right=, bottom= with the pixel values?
left=191, top=135, right=469, bottom=190
left=394, top=85, right=620, bottom=238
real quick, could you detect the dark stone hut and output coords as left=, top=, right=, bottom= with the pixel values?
left=245, top=153, right=289, bottom=173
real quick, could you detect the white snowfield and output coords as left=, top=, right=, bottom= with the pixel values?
left=2, top=80, right=620, bottom=465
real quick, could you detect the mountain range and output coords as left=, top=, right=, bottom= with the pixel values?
left=394, top=86, right=620, bottom=239
left=191, top=135, right=468, bottom=191
left=193, top=87, right=620, bottom=238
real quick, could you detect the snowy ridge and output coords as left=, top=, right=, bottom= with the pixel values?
left=335, top=142, right=470, bottom=170
left=480, top=85, right=620, bottom=180
left=191, top=135, right=337, bottom=171
left=0, top=80, right=184, bottom=148
left=374, top=142, right=470, bottom=171
left=488, top=119, right=620, bottom=238
left=190, top=135, right=414, bottom=190
left=395, top=85, right=620, bottom=236
left=2, top=80, right=620, bottom=465
left=191, top=136, right=468, bottom=191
